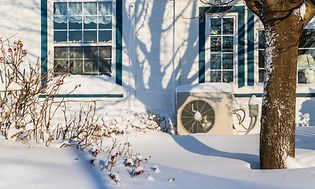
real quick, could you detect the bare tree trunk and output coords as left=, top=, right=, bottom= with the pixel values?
left=260, top=14, right=303, bottom=169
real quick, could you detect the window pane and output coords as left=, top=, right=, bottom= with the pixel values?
left=99, top=31, right=112, bottom=42
left=84, top=47, right=98, bottom=58
left=54, top=2, right=67, bottom=16
left=299, top=29, right=315, bottom=48
left=69, top=60, right=83, bottom=74
left=54, top=47, right=68, bottom=58
left=223, top=53, right=233, bottom=69
left=298, top=49, right=315, bottom=67
left=84, top=59, right=98, bottom=73
left=84, top=31, right=97, bottom=43
left=69, top=2, right=82, bottom=16
left=222, top=36, right=233, bottom=52
left=69, top=31, right=82, bottom=42
left=69, top=47, right=83, bottom=58
left=99, top=60, right=112, bottom=75
left=259, top=50, right=265, bottom=68
left=258, top=30, right=265, bottom=49
left=54, top=16, right=67, bottom=29
left=54, top=60, right=68, bottom=74
left=99, top=47, right=111, bottom=58
left=99, top=16, right=112, bottom=29
left=54, top=31, right=67, bottom=42
left=211, top=18, right=221, bottom=35
left=210, top=53, right=221, bottom=69
left=69, top=16, right=82, bottom=29
left=223, top=71, right=233, bottom=83
left=84, top=2, right=97, bottom=15
left=211, top=36, right=221, bottom=52
left=84, top=16, right=97, bottom=29
left=298, top=69, right=307, bottom=83
left=223, top=18, right=233, bottom=35
left=99, top=2, right=112, bottom=15
left=210, top=71, right=221, bottom=82
left=259, top=70, right=264, bottom=83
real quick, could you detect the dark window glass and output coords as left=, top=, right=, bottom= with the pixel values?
left=299, top=29, right=315, bottom=48
left=211, top=18, right=221, bottom=35
left=223, top=18, right=233, bottom=35
left=222, top=36, right=233, bottom=52
left=258, top=30, right=265, bottom=49
left=69, top=31, right=82, bottom=42
left=210, top=53, right=221, bottom=69
left=84, top=31, right=97, bottom=43
left=223, top=71, right=233, bottom=83
left=54, top=31, right=67, bottom=42
left=99, top=31, right=112, bottom=42
left=210, top=71, right=221, bottom=82
left=223, top=53, right=233, bottom=69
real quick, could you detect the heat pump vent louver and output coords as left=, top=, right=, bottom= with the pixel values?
left=176, top=83, right=235, bottom=135
left=180, top=100, right=215, bottom=133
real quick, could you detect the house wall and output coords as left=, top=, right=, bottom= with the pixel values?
left=0, top=0, right=314, bottom=130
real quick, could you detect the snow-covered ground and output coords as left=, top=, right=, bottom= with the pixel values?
left=1, top=127, right=315, bottom=189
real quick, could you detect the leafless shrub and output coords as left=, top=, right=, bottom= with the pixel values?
left=0, top=39, right=78, bottom=143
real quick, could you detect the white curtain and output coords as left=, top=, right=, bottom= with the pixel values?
left=83, top=2, right=97, bottom=15
left=99, top=2, right=112, bottom=25
left=54, top=2, right=112, bottom=25
left=54, top=2, right=67, bottom=16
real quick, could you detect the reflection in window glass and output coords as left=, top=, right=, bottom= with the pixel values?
left=223, top=36, right=233, bottom=52
left=299, top=30, right=315, bottom=48
left=210, top=71, right=221, bottom=82
left=223, top=53, right=233, bottom=69
left=211, top=18, right=221, bottom=35
left=211, top=37, right=221, bottom=52
left=223, top=18, right=233, bottom=35
left=54, top=46, right=112, bottom=75
left=223, top=71, right=233, bottom=83
left=210, top=53, right=221, bottom=69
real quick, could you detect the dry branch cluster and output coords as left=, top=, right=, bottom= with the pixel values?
left=0, top=39, right=73, bottom=142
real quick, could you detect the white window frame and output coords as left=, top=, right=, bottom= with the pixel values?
left=205, top=13, right=238, bottom=85
left=47, top=0, right=116, bottom=79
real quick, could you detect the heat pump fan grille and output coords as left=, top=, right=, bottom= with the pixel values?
left=181, top=100, right=215, bottom=133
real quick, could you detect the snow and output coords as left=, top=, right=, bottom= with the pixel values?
left=1, top=127, right=315, bottom=189
left=294, top=2, right=306, bottom=20
left=176, top=83, right=233, bottom=93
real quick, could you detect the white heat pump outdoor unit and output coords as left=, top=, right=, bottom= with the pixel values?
left=176, top=83, right=234, bottom=135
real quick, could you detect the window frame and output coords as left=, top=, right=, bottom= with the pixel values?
left=205, top=13, right=238, bottom=85
left=48, top=0, right=116, bottom=78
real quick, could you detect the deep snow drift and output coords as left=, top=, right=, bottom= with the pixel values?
left=1, top=127, right=315, bottom=189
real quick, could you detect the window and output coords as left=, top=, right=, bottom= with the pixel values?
left=53, top=1, right=112, bottom=75
left=258, top=29, right=315, bottom=84
left=209, top=17, right=235, bottom=83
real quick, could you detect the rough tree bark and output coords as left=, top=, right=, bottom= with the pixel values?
left=243, top=0, right=315, bottom=169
